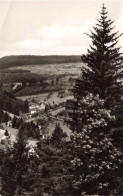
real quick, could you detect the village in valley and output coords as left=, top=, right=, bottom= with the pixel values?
left=0, top=74, right=74, bottom=146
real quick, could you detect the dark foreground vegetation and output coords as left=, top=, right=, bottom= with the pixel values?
left=0, top=4, right=123, bottom=196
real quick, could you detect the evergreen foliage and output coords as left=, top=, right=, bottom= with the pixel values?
left=0, top=107, right=4, bottom=123
left=70, top=94, right=122, bottom=195
left=0, top=90, right=29, bottom=115
left=12, top=115, right=18, bottom=128
left=1, top=127, right=29, bottom=195
left=66, top=4, right=123, bottom=195
left=11, top=117, right=40, bottom=139
left=68, top=4, right=123, bottom=132
left=29, top=142, right=74, bottom=196
left=51, top=123, right=67, bottom=147
left=0, top=108, right=10, bottom=124
left=4, top=112, right=10, bottom=125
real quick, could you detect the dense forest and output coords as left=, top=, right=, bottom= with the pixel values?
left=0, top=88, right=29, bottom=115
left=0, top=4, right=123, bottom=196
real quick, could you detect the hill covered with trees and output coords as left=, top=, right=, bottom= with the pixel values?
left=0, top=55, right=81, bottom=69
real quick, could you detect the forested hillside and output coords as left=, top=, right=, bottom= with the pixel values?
left=0, top=55, right=81, bottom=69
left=0, top=88, right=29, bottom=115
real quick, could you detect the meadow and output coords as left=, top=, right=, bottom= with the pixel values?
left=9, top=62, right=82, bottom=75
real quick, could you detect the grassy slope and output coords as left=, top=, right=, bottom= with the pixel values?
left=0, top=55, right=81, bottom=69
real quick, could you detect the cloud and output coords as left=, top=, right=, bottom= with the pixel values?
left=9, top=22, right=93, bottom=55
left=17, top=40, right=41, bottom=49
left=39, top=23, right=93, bottom=45
left=1, top=17, right=123, bottom=57
left=0, top=0, right=123, bottom=57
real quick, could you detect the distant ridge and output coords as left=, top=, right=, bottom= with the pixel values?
left=0, top=55, right=82, bottom=69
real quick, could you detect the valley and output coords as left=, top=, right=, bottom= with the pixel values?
left=0, top=58, right=83, bottom=141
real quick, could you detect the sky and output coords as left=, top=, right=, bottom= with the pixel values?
left=0, top=0, right=123, bottom=57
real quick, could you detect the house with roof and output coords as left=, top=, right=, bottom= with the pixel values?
left=29, top=102, right=46, bottom=115
left=0, top=128, right=11, bottom=145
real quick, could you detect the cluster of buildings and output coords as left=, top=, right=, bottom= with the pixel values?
left=29, top=103, right=46, bottom=115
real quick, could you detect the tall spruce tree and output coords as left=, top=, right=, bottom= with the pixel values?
left=66, top=4, right=123, bottom=195
left=67, top=4, right=123, bottom=134
left=51, top=123, right=67, bottom=147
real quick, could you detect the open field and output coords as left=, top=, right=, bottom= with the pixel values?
left=17, top=91, right=73, bottom=106
left=1, top=62, right=83, bottom=95
left=9, top=62, right=82, bottom=75
left=3, top=62, right=83, bottom=97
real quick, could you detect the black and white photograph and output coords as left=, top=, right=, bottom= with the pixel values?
left=0, top=0, right=123, bottom=195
